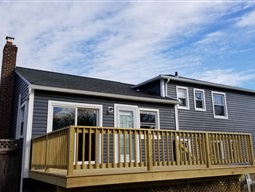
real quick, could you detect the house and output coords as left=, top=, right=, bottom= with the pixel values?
left=1, top=37, right=255, bottom=192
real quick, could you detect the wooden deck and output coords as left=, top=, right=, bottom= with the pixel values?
left=30, top=164, right=255, bottom=188
left=30, top=126, right=255, bottom=188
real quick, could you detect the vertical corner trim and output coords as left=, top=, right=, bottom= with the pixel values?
left=175, top=105, right=179, bottom=131
left=21, top=88, right=35, bottom=178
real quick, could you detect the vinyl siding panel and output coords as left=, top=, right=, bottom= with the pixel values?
left=138, top=80, right=161, bottom=96
left=32, top=90, right=176, bottom=138
left=167, top=80, right=255, bottom=153
left=10, top=74, right=29, bottom=138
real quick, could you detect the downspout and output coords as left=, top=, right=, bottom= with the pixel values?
left=165, top=78, right=179, bottom=131
left=160, top=79, right=165, bottom=97
left=165, top=78, right=170, bottom=97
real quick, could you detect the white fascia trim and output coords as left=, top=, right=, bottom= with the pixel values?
left=176, top=86, right=190, bottom=110
left=161, top=75, right=255, bottom=95
left=193, top=88, right=206, bottom=112
left=30, top=85, right=179, bottom=105
left=47, top=100, right=103, bottom=133
left=138, top=108, right=160, bottom=130
left=21, top=88, right=34, bottom=179
left=211, top=91, right=228, bottom=119
left=15, top=71, right=31, bottom=86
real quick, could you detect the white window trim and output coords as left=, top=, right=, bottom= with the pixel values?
left=138, top=108, right=160, bottom=130
left=47, top=100, right=103, bottom=133
left=21, top=88, right=34, bottom=180
left=176, top=86, right=190, bottom=110
left=47, top=100, right=103, bottom=165
left=16, top=95, right=28, bottom=139
left=193, top=88, right=206, bottom=111
left=211, top=91, right=228, bottom=119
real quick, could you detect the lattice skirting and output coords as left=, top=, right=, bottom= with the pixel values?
left=0, top=139, right=22, bottom=151
left=88, top=176, right=241, bottom=192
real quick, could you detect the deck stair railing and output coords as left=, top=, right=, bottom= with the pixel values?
left=31, top=126, right=255, bottom=176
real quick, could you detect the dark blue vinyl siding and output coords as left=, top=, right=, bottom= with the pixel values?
left=32, top=90, right=176, bottom=138
left=10, top=74, right=29, bottom=138
left=138, top=80, right=161, bottom=96
left=167, top=80, right=255, bottom=153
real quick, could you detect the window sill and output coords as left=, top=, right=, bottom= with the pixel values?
left=213, top=115, right=228, bottom=119
left=195, top=108, right=206, bottom=112
left=178, top=106, right=190, bottom=110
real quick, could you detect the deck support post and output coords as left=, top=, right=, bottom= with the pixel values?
left=147, top=130, right=153, bottom=171
left=45, top=134, right=49, bottom=172
left=205, top=133, right=211, bottom=168
left=67, top=126, right=74, bottom=176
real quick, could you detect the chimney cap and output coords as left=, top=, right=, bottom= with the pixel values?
left=6, top=36, right=15, bottom=43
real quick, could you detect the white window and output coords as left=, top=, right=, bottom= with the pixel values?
left=47, top=101, right=103, bottom=132
left=16, top=104, right=26, bottom=138
left=194, top=89, right=206, bottom=111
left=176, top=86, right=189, bottom=109
left=212, top=91, right=228, bottom=119
left=47, top=101, right=103, bottom=163
left=139, top=109, right=160, bottom=129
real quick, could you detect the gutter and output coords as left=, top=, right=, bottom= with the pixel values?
left=160, top=75, right=255, bottom=94
left=30, top=85, right=181, bottom=105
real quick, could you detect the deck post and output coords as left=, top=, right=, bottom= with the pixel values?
left=45, top=134, right=49, bottom=172
left=147, top=130, right=153, bottom=171
left=249, top=134, right=255, bottom=165
left=205, top=133, right=211, bottom=168
left=67, top=126, right=74, bottom=176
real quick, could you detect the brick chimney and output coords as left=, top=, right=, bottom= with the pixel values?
left=0, top=36, right=18, bottom=138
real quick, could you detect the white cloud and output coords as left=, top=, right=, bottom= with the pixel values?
left=0, top=2, right=255, bottom=89
left=192, top=69, right=255, bottom=87
left=235, top=10, right=255, bottom=27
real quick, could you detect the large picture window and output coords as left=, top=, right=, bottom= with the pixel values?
left=176, top=86, right=189, bottom=109
left=212, top=91, right=228, bottom=119
left=194, top=89, right=206, bottom=111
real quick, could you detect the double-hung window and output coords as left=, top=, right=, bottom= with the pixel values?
left=212, top=91, right=228, bottom=119
left=194, top=89, right=206, bottom=111
left=176, top=86, right=189, bottom=109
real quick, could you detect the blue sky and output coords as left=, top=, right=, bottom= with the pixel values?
left=1, top=1, right=255, bottom=90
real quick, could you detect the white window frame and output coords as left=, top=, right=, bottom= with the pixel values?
left=138, top=108, right=160, bottom=130
left=176, top=86, right=190, bottom=110
left=47, top=100, right=103, bottom=133
left=16, top=100, right=27, bottom=139
left=193, top=88, right=206, bottom=111
left=47, top=101, right=103, bottom=164
left=211, top=91, right=228, bottom=119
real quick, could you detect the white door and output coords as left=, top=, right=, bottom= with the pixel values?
left=115, top=105, right=139, bottom=163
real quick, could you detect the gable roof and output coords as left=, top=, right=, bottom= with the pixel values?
left=15, top=67, right=180, bottom=104
left=134, top=74, right=255, bottom=94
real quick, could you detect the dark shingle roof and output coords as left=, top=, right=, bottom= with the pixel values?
left=15, top=67, right=178, bottom=101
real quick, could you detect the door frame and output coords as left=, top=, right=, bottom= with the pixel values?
left=47, top=100, right=103, bottom=164
left=114, top=104, right=140, bottom=163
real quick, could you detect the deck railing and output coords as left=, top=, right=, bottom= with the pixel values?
left=31, top=126, right=255, bottom=176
